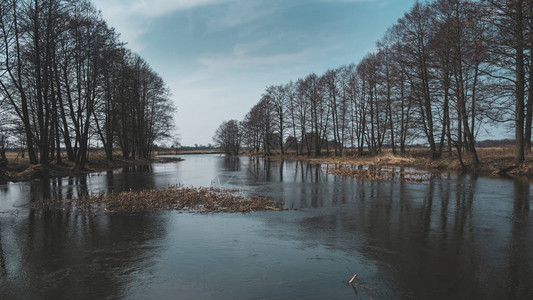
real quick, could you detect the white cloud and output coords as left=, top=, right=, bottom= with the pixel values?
left=90, top=0, right=386, bottom=145
left=198, top=51, right=311, bottom=71
left=97, top=0, right=232, bottom=18
left=179, top=48, right=314, bottom=88
left=93, top=0, right=291, bottom=51
left=93, top=0, right=235, bottom=51
left=170, top=39, right=325, bottom=144
left=204, top=1, right=284, bottom=31
left=232, top=40, right=272, bottom=57
left=318, top=0, right=376, bottom=2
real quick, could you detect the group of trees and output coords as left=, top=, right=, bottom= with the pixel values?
left=213, top=120, right=241, bottom=155
left=0, top=0, right=175, bottom=169
left=216, top=0, right=533, bottom=166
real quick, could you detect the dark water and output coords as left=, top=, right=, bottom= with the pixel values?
left=0, top=154, right=532, bottom=299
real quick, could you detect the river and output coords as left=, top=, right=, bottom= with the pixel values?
left=0, top=154, right=532, bottom=299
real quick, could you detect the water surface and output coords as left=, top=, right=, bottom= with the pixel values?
left=1, top=154, right=532, bottom=299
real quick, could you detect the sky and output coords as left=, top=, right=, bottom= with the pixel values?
left=92, top=0, right=420, bottom=146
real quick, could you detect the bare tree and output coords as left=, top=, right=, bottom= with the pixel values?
left=484, top=0, right=532, bottom=163
left=1, top=0, right=176, bottom=169
left=213, top=120, right=241, bottom=155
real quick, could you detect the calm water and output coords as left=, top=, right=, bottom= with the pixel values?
left=0, top=154, right=532, bottom=299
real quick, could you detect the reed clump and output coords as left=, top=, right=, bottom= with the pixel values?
left=327, top=166, right=438, bottom=182
left=33, top=186, right=283, bottom=213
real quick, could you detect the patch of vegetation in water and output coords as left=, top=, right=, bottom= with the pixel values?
left=327, top=165, right=440, bottom=183
left=32, top=186, right=283, bottom=213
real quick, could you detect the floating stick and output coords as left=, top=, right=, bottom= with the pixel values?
left=348, top=274, right=358, bottom=284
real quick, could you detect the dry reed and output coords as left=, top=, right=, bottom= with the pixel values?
left=32, top=186, right=283, bottom=213
left=327, top=165, right=438, bottom=182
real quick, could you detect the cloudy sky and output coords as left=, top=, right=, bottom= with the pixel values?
left=92, top=0, right=418, bottom=146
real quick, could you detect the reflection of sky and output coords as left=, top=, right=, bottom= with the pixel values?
left=131, top=212, right=378, bottom=299
left=91, top=0, right=422, bottom=146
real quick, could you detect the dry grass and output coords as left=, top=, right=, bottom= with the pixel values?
left=4, top=152, right=22, bottom=159
left=327, top=165, right=439, bottom=183
left=32, top=186, right=283, bottom=213
left=253, top=147, right=533, bottom=177
left=264, top=150, right=430, bottom=169
left=0, top=150, right=183, bottom=183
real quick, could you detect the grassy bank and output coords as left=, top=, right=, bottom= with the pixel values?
left=32, top=186, right=282, bottom=213
left=0, top=151, right=183, bottom=183
left=248, top=147, right=533, bottom=177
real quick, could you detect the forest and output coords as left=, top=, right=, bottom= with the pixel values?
left=214, top=0, right=533, bottom=169
left=0, top=0, right=175, bottom=170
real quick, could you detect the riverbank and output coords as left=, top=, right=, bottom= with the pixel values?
left=247, top=147, right=533, bottom=177
left=0, top=152, right=183, bottom=183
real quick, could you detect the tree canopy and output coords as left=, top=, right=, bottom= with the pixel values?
left=0, top=0, right=175, bottom=168
left=217, top=0, right=533, bottom=168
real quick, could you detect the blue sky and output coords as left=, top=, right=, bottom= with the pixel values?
left=92, top=0, right=419, bottom=146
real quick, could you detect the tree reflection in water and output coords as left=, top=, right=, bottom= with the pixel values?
left=0, top=155, right=531, bottom=299
left=1, top=210, right=168, bottom=299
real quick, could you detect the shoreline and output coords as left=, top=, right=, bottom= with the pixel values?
left=3, top=148, right=531, bottom=214
left=3, top=147, right=533, bottom=184
left=0, top=154, right=184, bottom=183
left=242, top=148, right=533, bottom=179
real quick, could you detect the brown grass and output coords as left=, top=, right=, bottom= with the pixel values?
left=327, top=165, right=439, bottom=183
left=0, top=150, right=183, bottom=183
left=250, top=147, right=533, bottom=177
left=32, top=186, right=283, bottom=213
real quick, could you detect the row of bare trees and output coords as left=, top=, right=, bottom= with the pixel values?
left=0, top=0, right=175, bottom=169
left=217, top=0, right=533, bottom=166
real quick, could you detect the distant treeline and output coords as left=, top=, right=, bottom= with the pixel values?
left=476, top=139, right=515, bottom=148
left=0, top=0, right=175, bottom=169
left=178, top=145, right=216, bottom=151
left=214, top=0, right=533, bottom=167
